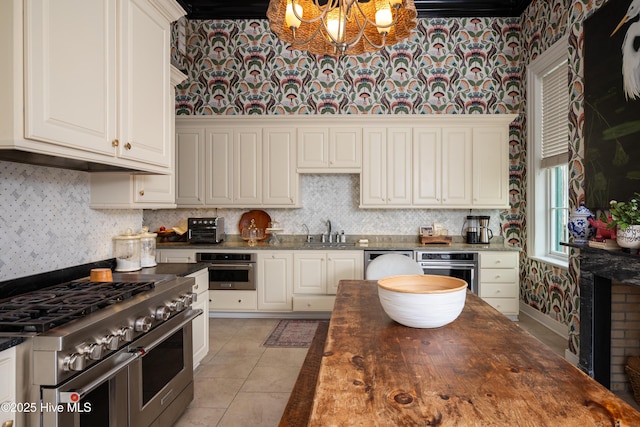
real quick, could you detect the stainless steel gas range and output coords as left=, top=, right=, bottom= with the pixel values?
left=0, top=271, right=202, bottom=427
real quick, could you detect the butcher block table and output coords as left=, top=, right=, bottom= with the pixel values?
left=291, top=280, right=640, bottom=426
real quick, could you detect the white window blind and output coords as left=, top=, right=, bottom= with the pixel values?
left=541, top=61, right=569, bottom=168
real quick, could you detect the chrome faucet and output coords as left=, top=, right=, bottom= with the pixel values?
left=302, top=224, right=312, bottom=242
left=326, top=220, right=333, bottom=243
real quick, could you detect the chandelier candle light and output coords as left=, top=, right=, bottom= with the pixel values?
left=267, top=0, right=417, bottom=56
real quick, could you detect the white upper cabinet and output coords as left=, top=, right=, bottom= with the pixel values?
left=175, top=117, right=300, bottom=208
left=361, top=127, right=412, bottom=207
left=297, top=127, right=362, bottom=172
left=441, top=127, right=473, bottom=206
left=361, top=116, right=514, bottom=209
left=90, top=66, right=186, bottom=209
left=118, top=0, right=173, bottom=167
left=263, top=128, right=299, bottom=205
left=1, top=0, right=183, bottom=173
left=25, top=0, right=117, bottom=156
left=472, top=126, right=510, bottom=207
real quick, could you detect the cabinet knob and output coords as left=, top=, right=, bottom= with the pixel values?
left=139, top=190, right=144, bottom=196
left=112, top=139, right=119, bottom=147
left=125, top=142, right=132, bottom=150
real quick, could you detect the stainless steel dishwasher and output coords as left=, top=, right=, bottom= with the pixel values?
left=363, top=250, right=415, bottom=276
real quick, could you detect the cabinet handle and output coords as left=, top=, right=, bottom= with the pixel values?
left=125, top=142, right=132, bottom=150
left=139, top=190, right=145, bottom=196
left=112, top=139, right=119, bottom=147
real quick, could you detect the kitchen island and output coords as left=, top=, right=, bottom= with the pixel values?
left=284, top=280, right=640, bottom=426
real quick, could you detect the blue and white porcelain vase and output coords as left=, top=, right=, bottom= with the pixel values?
left=568, top=202, right=595, bottom=244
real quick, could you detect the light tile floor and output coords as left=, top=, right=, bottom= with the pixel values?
left=175, top=315, right=570, bottom=427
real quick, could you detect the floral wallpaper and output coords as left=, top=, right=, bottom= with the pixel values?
left=171, top=0, right=610, bottom=357
left=174, top=18, right=522, bottom=116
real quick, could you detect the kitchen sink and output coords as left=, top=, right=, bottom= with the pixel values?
left=302, top=242, right=356, bottom=248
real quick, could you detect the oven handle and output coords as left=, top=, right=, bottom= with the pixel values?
left=132, top=309, right=203, bottom=356
left=209, top=263, right=254, bottom=268
left=419, top=263, right=477, bottom=268
left=61, top=351, right=143, bottom=402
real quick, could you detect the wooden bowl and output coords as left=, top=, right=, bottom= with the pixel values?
left=377, top=274, right=468, bottom=328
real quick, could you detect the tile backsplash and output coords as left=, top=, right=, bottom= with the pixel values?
left=0, top=161, right=142, bottom=281
left=143, top=174, right=502, bottom=239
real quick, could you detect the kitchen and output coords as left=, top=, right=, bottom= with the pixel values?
left=2, top=0, right=639, bottom=425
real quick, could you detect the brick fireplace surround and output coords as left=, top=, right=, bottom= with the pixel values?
left=575, top=244, right=640, bottom=393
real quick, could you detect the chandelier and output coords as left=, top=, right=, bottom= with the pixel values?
left=266, top=0, right=418, bottom=56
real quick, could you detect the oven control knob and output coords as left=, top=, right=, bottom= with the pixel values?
left=179, top=294, right=193, bottom=306
left=104, top=334, right=120, bottom=351
left=84, top=343, right=104, bottom=360
left=169, top=299, right=185, bottom=312
left=134, top=316, right=153, bottom=332
left=64, top=353, right=86, bottom=371
left=154, top=306, right=170, bottom=321
left=118, top=326, right=134, bottom=342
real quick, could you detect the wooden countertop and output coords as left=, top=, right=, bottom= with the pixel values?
left=303, top=280, right=640, bottom=426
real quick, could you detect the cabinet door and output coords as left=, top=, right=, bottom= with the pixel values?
left=188, top=269, right=209, bottom=368
left=176, top=127, right=205, bottom=206
left=118, top=0, right=171, bottom=167
left=442, top=127, right=472, bottom=206
left=297, top=128, right=329, bottom=168
left=326, top=251, right=364, bottom=294
left=205, top=128, right=234, bottom=205
left=413, top=127, right=442, bottom=205
left=25, top=0, right=117, bottom=155
left=234, top=129, right=262, bottom=205
left=361, top=128, right=387, bottom=206
left=472, top=127, right=509, bottom=207
left=263, top=129, right=298, bottom=206
left=156, top=249, right=196, bottom=263
left=133, top=174, right=175, bottom=204
left=293, top=252, right=326, bottom=294
left=386, top=128, right=412, bottom=206
left=258, top=252, right=293, bottom=311
left=329, top=128, right=362, bottom=169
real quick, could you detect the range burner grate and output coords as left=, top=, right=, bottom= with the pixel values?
left=0, top=280, right=155, bottom=333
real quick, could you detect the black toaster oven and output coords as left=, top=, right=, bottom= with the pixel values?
left=188, top=217, right=225, bottom=243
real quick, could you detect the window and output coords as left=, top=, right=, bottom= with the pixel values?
left=527, top=36, right=569, bottom=267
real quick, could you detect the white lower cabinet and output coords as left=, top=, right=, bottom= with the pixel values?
left=209, top=290, right=258, bottom=311
left=257, top=252, right=293, bottom=311
left=0, top=346, right=16, bottom=427
left=479, top=251, right=520, bottom=320
left=188, top=268, right=209, bottom=368
left=156, top=249, right=197, bottom=263
left=293, top=250, right=363, bottom=311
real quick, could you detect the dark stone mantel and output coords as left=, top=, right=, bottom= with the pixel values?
left=563, top=243, right=640, bottom=388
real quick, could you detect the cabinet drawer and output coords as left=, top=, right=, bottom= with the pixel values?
left=293, top=295, right=335, bottom=312
left=480, top=252, right=518, bottom=269
left=480, top=283, right=518, bottom=299
left=482, top=297, right=519, bottom=315
left=480, top=268, right=517, bottom=283
left=209, top=290, right=257, bottom=311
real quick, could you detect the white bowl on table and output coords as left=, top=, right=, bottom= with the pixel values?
left=377, top=274, right=468, bottom=328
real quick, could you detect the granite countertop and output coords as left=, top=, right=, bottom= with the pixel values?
left=139, top=262, right=210, bottom=277
left=158, top=238, right=520, bottom=252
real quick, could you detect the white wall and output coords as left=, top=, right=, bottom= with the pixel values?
left=143, top=174, right=502, bottom=239
left=0, top=161, right=142, bottom=281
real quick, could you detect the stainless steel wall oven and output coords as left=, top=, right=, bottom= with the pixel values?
left=197, top=253, right=256, bottom=290
left=415, top=252, right=479, bottom=294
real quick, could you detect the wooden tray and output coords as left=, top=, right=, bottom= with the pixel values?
left=420, top=235, right=452, bottom=245
left=239, top=210, right=271, bottom=241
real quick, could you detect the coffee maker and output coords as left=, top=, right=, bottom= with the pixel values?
left=463, top=215, right=494, bottom=244
left=478, top=215, right=493, bottom=244
left=463, top=215, right=480, bottom=244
